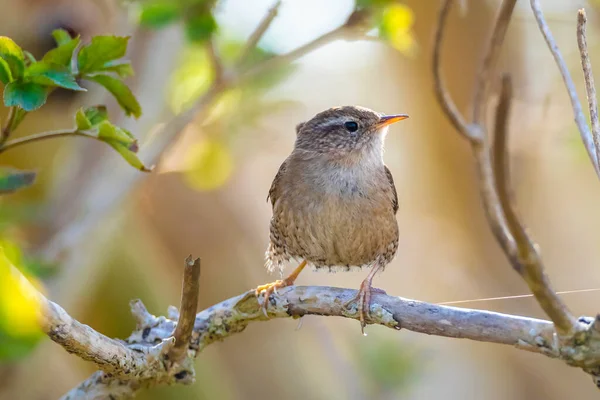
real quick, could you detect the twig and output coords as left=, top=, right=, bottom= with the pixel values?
left=236, top=0, right=282, bottom=67
left=530, top=0, right=600, bottom=177
left=577, top=9, right=600, bottom=172
left=0, top=129, right=93, bottom=154
left=433, top=0, right=578, bottom=337
left=433, top=0, right=480, bottom=142
left=206, top=38, right=225, bottom=84
left=491, top=75, right=577, bottom=334
left=472, top=0, right=517, bottom=124
left=0, top=107, right=15, bottom=145
left=168, top=256, right=201, bottom=363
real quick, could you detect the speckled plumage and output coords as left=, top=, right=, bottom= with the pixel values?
left=265, top=106, right=400, bottom=274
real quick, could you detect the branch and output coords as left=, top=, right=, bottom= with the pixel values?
left=530, top=0, right=600, bottom=177
left=433, top=0, right=578, bottom=337
left=433, top=0, right=479, bottom=142
left=577, top=9, right=600, bottom=172
left=0, top=129, right=93, bottom=154
left=0, top=107, right=16, bottom=145
left=491, top=76, right=577, bottom=334
left=44, top=280, right=600, bottom=399
left=236, top=0, right=282, bottom=67
left=168, top=256, right=201, bottom=363
left=206, top=38, right=225, bottom=84
left=472, top=0, right=517, bottom=124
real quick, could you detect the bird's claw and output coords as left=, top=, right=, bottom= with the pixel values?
left=254, top=280, right=289, bottom=317
left=344, top=285, right=386, bottom=335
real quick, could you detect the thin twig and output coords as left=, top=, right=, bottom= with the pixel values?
left=472, top=0, right=517, bottom=124
left=491, top=75, right=577, bottom=335
left=168, top=256, right=201, bottom=363
left=433, top=0, right=480, bottom=142
left=236, top=0, right=282, bottom=67
left=0, top=107, right=16, bottom=145
left=0, top=129, right=94, bottom=154
left=577, top=9, right=600, bottom=172
left=530, top=0, right=600, bottom=177
left=206, top=38, right=225, bottom=84
left=433, top=0, right=578, bottom=337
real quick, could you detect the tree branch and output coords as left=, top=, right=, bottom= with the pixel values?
left=168, top=256, right=200, bottom=363
left=236, top=0, right=282, bottom=67
left=472, top=0, right=517, bottom=124
left=530, top=0, right=600, bottom=177
left=433, top=0, right=578, bottom=337
left=39, top=277, right=600, bottom=399
left=491, top=75, right=577, bottom=334
left=433, top=0, right=479, bottom=142
left=577, top=9, right=600, bottom=172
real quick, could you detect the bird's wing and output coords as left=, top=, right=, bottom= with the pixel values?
left=385, top=165, right=398, bottom=214
left=267, top=159, right=289, bottom=207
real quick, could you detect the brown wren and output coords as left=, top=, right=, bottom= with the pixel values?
left=255, top=105, right=408, bottom=333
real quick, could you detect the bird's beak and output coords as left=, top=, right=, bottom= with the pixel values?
left=375, top=114, right=409, bottom=129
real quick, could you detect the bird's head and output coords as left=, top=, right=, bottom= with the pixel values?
left=293, top=106, right=408, bottom=161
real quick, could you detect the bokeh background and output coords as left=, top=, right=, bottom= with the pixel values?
left=2, top=0, right=600, bottom=398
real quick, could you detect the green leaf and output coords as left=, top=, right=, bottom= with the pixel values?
left=3, top=82, right=48, bottom=111
left=0, top=37, right=25, bottom=81
left=78, top=36, right=130, bottom=73
left=108, top=142, right=151, bottom=172
left=52, top=29, right=72, bottom=46
left=42, top=36, right=80, bottom=67
left=184, top=13, right=217, bottom=42
left=0, top=58, right=12, bottom=84
left=101, top=60, right=134, bottom=78
left=84, top=105, right=108, bottom=126
left=75, top=108, right=92, bottom=130
left=26, top=62, right=86, bottom=91
left=0, top=168, right=36, bottom=194
left=139, top=2, right=181, bottom=28
left=97, top=120, right=137, bottom=149
left=86, top=74, right=142, bottom=118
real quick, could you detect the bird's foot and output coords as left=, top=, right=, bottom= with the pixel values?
left=254, top=278, right=294, bottom=317
left=344, top=284, right=386, bottom=335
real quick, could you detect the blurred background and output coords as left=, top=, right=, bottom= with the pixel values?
left=1, top=0, right=600, bottom=398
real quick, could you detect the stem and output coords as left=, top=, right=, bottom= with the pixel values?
left=1, top=107, right=16, bottom=145
left=0, top=129, right=95, bottom=154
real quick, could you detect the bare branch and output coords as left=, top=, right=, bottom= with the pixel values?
left=432, top=0, right=578, bottom=337
left=55, top=282, right=600, bottom=398
left=40, top=294, right=151, bottom=378
left=206, top=38, right=225, bottom=84
left=472, top=0, right=517, bottom=124
left=168, top=256, right=201, bottom=363
left=577, top=9, right=600, bottom=172
left=237, top=0, right=282, bottom=67
left=433, top=0, right=480, bottom=142
left=491, top=75, right=577, bottom=335
left=530, top=0, right=600, bottom=176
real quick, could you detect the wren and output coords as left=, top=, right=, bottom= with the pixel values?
left=255, top=105, right=408, bottom=333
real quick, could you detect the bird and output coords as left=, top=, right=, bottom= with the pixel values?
left=255, top=105, right=408, bottom=333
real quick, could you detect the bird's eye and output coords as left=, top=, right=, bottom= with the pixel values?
left=344, top=121, right=359, bottom=132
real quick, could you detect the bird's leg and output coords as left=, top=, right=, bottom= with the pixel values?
left=255, top=260, right=308, bottom=317
left=344, top=262, right=386, bottom=334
